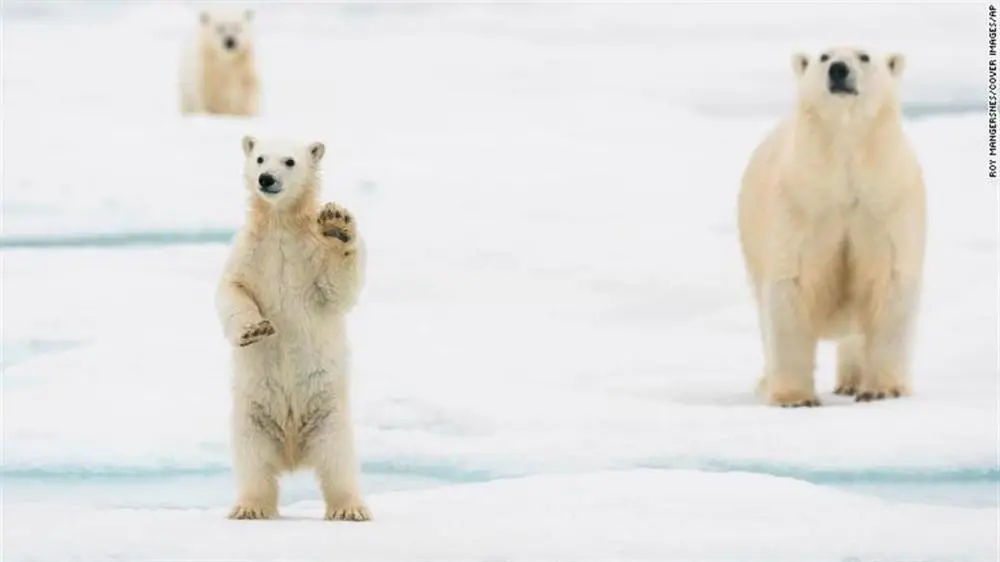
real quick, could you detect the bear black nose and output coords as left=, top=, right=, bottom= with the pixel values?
left=828, top=61, right=849, bottom=82
left=258, top=173, right=276, bottom=188
left=224, top=37, right=237, bottom=50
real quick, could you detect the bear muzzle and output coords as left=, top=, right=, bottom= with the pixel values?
left=258, top=173, right=282, bottom=195
left=827, top=61, right=857, bottom=95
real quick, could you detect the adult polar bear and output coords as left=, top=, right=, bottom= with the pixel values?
left=215, top=136, right=370, bottom=521
left=738, top=46, right=926, bottom=408
left=179, top=9, right=260, bottom=116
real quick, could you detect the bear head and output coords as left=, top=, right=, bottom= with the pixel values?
left=791, top=46, right=905, bottom=121
left=199, top=9, right=255, bottom=58
left=242, top=136, right=326, bottom=207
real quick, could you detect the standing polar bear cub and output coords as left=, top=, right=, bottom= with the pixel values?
left=738, top=46, right=926, bottom=407
left=215, top=136, right=370, bottom=521
left=179, top=9, right=260, bottom=116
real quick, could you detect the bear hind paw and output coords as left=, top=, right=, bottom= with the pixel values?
left=324, top=503, right=372, bottom=522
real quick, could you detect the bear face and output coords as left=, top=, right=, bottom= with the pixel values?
left=791, top=46, right=905, bottom=120
left=199, top=9, right=254, bottom=58
left=241, top=136, right=326, bottom=206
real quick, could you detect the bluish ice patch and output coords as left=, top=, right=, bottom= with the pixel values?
left=4, top=458, right=996, bottom=509
left=2, top=339, right=88, bottom=370
left=635, top=458, right=1000, bottom=485
left=0, top=229, right=237, bottom=250
left=0, top=460, right=496, bottom=485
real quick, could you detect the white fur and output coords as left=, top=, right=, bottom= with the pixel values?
left=179, top=8, right=259, bottom=116
left=215, top=136, right=370, bottom=521
left=738, top=46, right=926, bottom=407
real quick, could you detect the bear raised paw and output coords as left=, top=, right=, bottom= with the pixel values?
left=318, top=202, right=357, bottom=247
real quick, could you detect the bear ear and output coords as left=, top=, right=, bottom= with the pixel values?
left=308, top=142, right=326, bottom=163
left=242, top=135, right=257, bottom=157
left=243, top=9, right=254, bottom=22
left=199, top=11, right=211, bottom=26
left=887, top=52, right=906, bottom=78
left=791, top=52, right=810, bottom=77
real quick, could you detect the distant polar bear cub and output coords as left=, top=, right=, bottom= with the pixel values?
left=215, top=135, right=370, bottom=521
left=737, top=46, right=926, bottom=407
left=179, top=9, right=260, bottom=116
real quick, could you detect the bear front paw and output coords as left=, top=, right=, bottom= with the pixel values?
left=238, top=319, right=275, bottom=347
left=765, top=385, right=822, bottom=408
left=855, top=377, right=910, bottom=403
left=318, top=202, right=357, bottom=247
left=855, top=386, right=906, bottom=402
left=777, top=397, right=822, bottom=408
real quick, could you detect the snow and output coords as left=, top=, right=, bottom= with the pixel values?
left=5, top=470, right=998, bottom=562
left=2, top=2, right=997, bottom=560
left=4, top=261, right=998, bottom=478
left=0, top=2, right=987, bottom=242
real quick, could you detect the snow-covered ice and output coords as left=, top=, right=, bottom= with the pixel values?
left=6, top=470, right=998, bottom=562
left=2, top=2, right=997, bottom=560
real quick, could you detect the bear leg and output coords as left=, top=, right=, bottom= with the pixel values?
left=307, top=414, right=371, bottom=522
left=856, top=279, right=919, bottom=402
left=228, top=414, right=282, bottom=520
left=760, top=279, right=821, bottom=407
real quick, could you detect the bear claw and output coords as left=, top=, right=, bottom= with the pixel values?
left=324, top=229, right=352, bottom=243
left=325, top=503, right=372, bottom=522
left=833, top=384, right=858, bottom=396
left=779, top=398, right=821, bottom=408
left=228, top=504, right=274, bottom=520
left=855, top=388, right=903, bottom=402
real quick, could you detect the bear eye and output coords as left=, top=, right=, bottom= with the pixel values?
left=819, top=54, right=830, bottom=63
left=284, top=158, right=295, bottom=168
left=256, top=156, right=264, bottom=164
left=858, top=53, right=870, bottom=63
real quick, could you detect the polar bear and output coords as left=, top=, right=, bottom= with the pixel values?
left=179, top=9, right=260, bottom=116
left=737, top=46, right=926, bottom=407
left=215, top=135, right=370, bottom=521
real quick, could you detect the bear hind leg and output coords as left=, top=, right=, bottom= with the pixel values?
left=304, top=412, right=371, bottom=522
left=229, top=410, right=284, bottom=520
